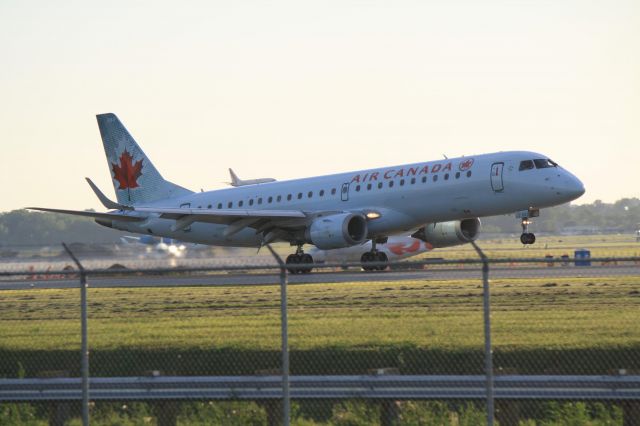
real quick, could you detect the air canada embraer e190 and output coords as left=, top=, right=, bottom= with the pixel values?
left=29, top=114, right=585, bottom=273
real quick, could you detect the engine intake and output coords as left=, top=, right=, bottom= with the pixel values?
left=306, top=213, right=368, bottom=250
left=411, top=218, right=481, bottom=248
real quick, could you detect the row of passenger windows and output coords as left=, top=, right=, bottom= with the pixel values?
left=519, top=159, right=558, bottom=171
left=199, top=170, right=473, bottom=209
left=354, top=170, right=472, bottom=192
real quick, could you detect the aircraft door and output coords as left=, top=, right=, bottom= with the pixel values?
left=490, top=162, right=504, bottom=192
left=341, top=183, right=350, bottom=201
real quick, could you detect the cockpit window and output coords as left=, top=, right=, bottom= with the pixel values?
left=534, top=159, right=557, bottom=169
left=519, top=160, right=534, bottom=171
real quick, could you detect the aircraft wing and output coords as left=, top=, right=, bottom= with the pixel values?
left=29, top=200, right=325, bottom=243
left=133, top=206, right=306, bottom=219
left=132, top=206, right=309, bottom=235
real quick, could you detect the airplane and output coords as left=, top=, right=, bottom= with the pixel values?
left=228, top=168, right=276, bottom=186
left=309, top=225, right=478, bottom=271
left=29, top=113, right=585, bottom=274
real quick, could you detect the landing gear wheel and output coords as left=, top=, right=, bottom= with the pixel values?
left=300, top=253, right=314, bottom=274
left=375, top=251, right=389, bottom=271
left=360, top=252, right=375, bottom=272
left=361, top=251, right=387, bottom=272
left=285, top=251, right=314, bottom=274
left=520, top=233, right=536, bottom=245
left=286, top=254, right=300, bottom=274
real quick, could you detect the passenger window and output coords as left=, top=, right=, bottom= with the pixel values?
left=228, top=202, right=233, bottom=208
left=217, top=203, right=222, bottom=209
left=331, top=188, right=336, bottom=195
left=400, top=179, right=405, bottom=186
left=534, top=159, right=557, bottom=169
left=389, top=181, right=394, bottom=188
left=258, top=198, right=263, bottom=204
left=207, top=204, right=212, bottom=208
left=467, top=171, right=472, bottom=177
left=422, top=176, right=427, bottom=183
left=268, top=196, right=273, bottom=203
left=297, top=193, right=302, bottom=199
left=239, top=200, right=244, bottom=207
left=411, top=178, right=416, bottom=184
left=319, top=190, right=324, bottom=196
left=433, top=175, right=438, bottom=182
left=378, top=182, right=383, bottom=189
left=249, top=199, right=253, bottom=206
left=455, top=172, right=460, bottom=179
left=277, top=195, right=282, bottom=202
left=444, top=174, right=449, bottom=180
left=367, top=183, right=372, bottom=190
left=287, top=194, right=292, bottom=201
left=308, top=191, right=313, bottom=198
left=355, top=185, right=361, bottom=192
left=519, top=160, right=535, bottom=171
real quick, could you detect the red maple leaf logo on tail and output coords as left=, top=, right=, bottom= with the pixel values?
left=111, top=150, right=143, bottom=189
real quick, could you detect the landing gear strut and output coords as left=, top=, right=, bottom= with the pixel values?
left=360, top=239, right=389, bottom=272
left=286, top=245, right=313, bottom=274
left=517, top=209, right=539, bottom=245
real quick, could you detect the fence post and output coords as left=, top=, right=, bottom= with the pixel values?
left=62, top=243, right=90, bottom=426
left=266, top=244, right=290, bottom=426
left=471, top=241, right=494, bottom=426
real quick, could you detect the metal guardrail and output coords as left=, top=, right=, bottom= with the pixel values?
left=2, top=375, right=639, bottom=402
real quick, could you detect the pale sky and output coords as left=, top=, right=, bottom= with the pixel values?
left=1, top=0, right=639, bottom=213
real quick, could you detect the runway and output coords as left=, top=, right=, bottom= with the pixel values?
left=1, top=264, right=638, bottom=290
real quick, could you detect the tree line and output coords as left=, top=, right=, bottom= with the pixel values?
left=1, top=198, right=639, bottom=247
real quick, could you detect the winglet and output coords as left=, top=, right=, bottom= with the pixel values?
left=85, top=178, right=133, bottom=210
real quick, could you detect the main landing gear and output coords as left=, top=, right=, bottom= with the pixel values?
left=286, top=245, right=313, bottom=274
left=517, top=208, right=539, bottom=245
left=360, top=239, right=389, bottom=272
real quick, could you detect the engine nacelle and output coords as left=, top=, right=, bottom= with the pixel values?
left=412, top=218, right=481, bottom=248
left=306, top=213, right=368, bottom=250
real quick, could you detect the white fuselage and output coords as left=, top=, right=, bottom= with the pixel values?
left=112, top=151, right=584, bottom=247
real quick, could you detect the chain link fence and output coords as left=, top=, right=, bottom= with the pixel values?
left=1, top=242, right=639, bottom=425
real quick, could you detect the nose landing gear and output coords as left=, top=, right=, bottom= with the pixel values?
left=517, top=209, right=539, bottom=245
left=286, top=245, right=313, bottom=274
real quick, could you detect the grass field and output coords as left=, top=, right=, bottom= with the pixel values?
left=0, top=272, right=638, bottom=377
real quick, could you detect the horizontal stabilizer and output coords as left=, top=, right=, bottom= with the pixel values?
left=27, top=207, right=145, bottom=222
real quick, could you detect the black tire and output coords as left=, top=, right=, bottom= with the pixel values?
left=361, top=252, right=373, bottom=271
left=300, top=253, right=314, bottom=274
left=286, top=254, right=300, bottom=274
left=375, top=251, right=389, bottom=271
left=528, top=233, right=536, bottom=244
left=520, top=234, right=528, bottom=245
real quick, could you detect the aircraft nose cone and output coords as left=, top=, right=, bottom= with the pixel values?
left=561, top=174, right=585, bottom=201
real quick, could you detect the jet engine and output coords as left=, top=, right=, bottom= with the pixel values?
left=411, top=218, right=481, bottom=248
left=306, top=213, right=368, bottom=250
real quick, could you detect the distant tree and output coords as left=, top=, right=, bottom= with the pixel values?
left=0, top=210, right=128, bottom=247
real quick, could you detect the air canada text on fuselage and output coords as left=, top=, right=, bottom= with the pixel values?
left=349, top=158, right=474, bottom=184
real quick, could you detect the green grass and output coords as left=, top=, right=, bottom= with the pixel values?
left=0, top=275, right=638, bottom=378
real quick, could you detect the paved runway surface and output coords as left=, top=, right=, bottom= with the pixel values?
left=1, top=264, right=638, bottom=290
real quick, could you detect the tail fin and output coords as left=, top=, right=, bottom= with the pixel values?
left=97, top=113, right=193, bottom=205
